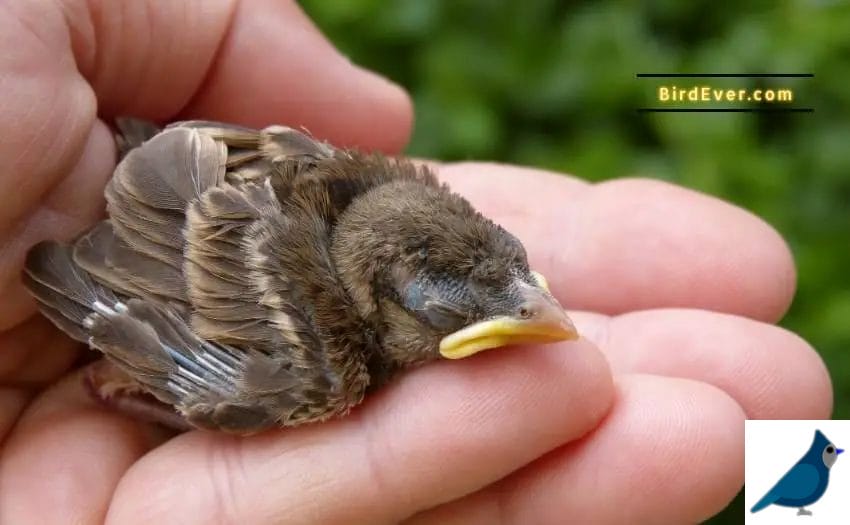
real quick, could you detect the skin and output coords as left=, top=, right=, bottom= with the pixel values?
left=0, top=1, right=832, bottom=523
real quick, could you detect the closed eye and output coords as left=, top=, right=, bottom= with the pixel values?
left=422, top=300, right=468, bottom=331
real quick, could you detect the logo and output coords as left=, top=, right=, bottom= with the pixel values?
left=746, top=421, right=848, bottom=524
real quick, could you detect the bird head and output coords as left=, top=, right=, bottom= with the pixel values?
left=814, top=430, right=844, bottom=469
left=331, top=177, right=578, bottom=368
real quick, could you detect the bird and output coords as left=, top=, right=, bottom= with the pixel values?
left=750, top=429, right=843, bottom=515
left=22, top=119, right=578, bottom=434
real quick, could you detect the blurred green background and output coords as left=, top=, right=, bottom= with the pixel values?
left=301, top=0, right=849, bottom=521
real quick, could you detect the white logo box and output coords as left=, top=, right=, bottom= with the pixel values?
left=746, top=420, right=849, bottom=524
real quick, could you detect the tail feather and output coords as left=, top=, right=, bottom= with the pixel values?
left=750, top=490, right=778, bottom=513
left=23, top=241, right=117, bottom=341
left=27, top=293, right=89, bottom=343
left=23, top=274, right=91, bottom=324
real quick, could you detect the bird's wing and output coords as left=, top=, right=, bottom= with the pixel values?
left=77, top=126, right=227, bottom=303
left=750, top=462, right=820, bottom=512
left=25, top=242, right=301, bottom=432
left=182, top=158, right=375, bottom=427
left=166, top=120, right=335, bottom=192
left=25, top=121, right=352, bottom=428
left=183, top=176, right=319, bottom=349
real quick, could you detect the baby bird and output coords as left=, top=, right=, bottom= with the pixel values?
left=22, top=120, right=577, bottom=434
left=751, top=430, right=843, bottom=516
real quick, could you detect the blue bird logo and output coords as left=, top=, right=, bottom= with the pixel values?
left=750, top=429, right=843, bottom=516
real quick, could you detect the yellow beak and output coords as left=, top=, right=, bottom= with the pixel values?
left=439, top=272, right=578, bottom=359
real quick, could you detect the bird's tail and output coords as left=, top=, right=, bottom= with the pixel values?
left=23, top=241, right=117, bottom=343
left=750, top=493, right=776, bottom=513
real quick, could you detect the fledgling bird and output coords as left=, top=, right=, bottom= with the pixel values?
left=22, top=119, right=577, bottom=434
left=750, top=429, right=843, bottom=516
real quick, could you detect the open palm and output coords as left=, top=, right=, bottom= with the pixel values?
left=0, top=1, right=831, bottom=523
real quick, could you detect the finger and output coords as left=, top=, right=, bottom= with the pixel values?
left=570, top=308, right=832, bottom=420
left=0, top=388, right=29, bottom=442
left=180, top=0, right=413, bottom=151
left=65, top=0, right=411, bottom=151
left=0, top=368, right=157, bottom=525
left=0, top=315, right=80, bottom=387
left=0, top=7, right=111, bottom=327
left=106, top=340, right=613, bottom=525
left=407, top=374, right=745, bottom=525
left=439, top=163, right=796, bottom=322
left=0, top=120, right=115, bottom=330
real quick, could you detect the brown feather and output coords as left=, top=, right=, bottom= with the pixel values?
left=111, top=127, right=226, bottom=211
left=74, top=222, right=186, bottom=303
left=22, top=276, right=93, bottom=342
left=106, top=179, right=186, bottom=246
left=108, top=218, right=183, bottom=269
left=260, top=125, right=334, bottom=161
left=24, top=241, right=117, bottom=311
left=115, top=118, right=161, bottom=158
left=167, top=120, right=262, bottom=149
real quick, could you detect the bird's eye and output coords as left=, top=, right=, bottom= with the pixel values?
left=828, top=446, right=835, bottom=453
left=402, top=280, right=468, bottom=332
left=423, top=300, right=466, bottom=331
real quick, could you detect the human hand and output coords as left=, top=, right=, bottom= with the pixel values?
left=0, top=1, right=831, bottom=523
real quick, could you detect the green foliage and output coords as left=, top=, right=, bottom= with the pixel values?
left=302, top=0, right=850, bottom=521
